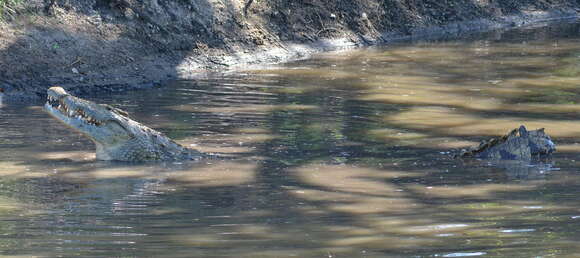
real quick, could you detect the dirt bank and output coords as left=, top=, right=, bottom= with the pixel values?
left=1, top=0, right=579, bottom=102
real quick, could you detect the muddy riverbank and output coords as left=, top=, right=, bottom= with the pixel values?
left=1, top=0, right=579, bottom=101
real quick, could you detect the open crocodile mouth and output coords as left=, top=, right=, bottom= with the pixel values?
left=46, top=94, right=103, bottom=127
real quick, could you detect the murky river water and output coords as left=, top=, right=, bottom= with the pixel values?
left=3, top=21, right=580, bottom=257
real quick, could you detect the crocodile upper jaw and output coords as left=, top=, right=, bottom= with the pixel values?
left=44, top=87, right=134, bottom=151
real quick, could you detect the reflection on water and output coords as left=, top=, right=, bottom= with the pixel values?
left=4, top=21, right=580, bottom=256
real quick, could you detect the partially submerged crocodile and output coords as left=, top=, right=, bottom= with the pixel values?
left=456, top=125, right=556, bottom=160
left=44, top=86, right=555, bottom=163
left=44, top=86, right=204, bottom=161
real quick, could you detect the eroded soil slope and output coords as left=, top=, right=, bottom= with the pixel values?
left=1, top=0, right=579, bottom=100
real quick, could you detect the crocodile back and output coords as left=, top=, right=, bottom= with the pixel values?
left=457, top=125, right=555, bottom=160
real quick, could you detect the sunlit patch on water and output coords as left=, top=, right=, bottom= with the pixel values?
left=437, top=252, right=487, bottom=257
left=3, top=20, right=580, bottom=257
left=499, top=228, right=536, bottom=233
left=407, top=223, right=470, bottom=232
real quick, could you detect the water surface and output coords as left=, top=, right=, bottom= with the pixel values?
left=2, top=20, right=580, bottom=257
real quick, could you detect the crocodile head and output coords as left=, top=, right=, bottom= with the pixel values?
left=44, top=86, right=195, bottom=161
left=522, top=126, right=556, bottom=156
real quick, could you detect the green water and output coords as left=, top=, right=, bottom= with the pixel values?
left=2, top=20, right=580, bottom=257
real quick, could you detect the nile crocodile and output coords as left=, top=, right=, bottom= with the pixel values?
left=456, top=125, right=555, bottom=160
left=44, top=86, right=204, bottom=161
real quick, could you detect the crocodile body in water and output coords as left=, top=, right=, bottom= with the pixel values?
left=44, top=86, right=555, bottom=162
left=44, top=87, right=204, bottom=161
left=456, top=125, right=556, bottom=160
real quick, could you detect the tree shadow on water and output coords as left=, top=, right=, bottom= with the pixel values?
left=3, top=3, right=580, bottom=256
left=6, top=51, right=580, bottom=256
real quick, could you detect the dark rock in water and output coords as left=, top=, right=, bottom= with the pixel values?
left=456, top=125, right=556, bottom=161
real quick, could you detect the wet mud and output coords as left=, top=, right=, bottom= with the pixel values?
left=0, top=0, right=579, bottom=101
